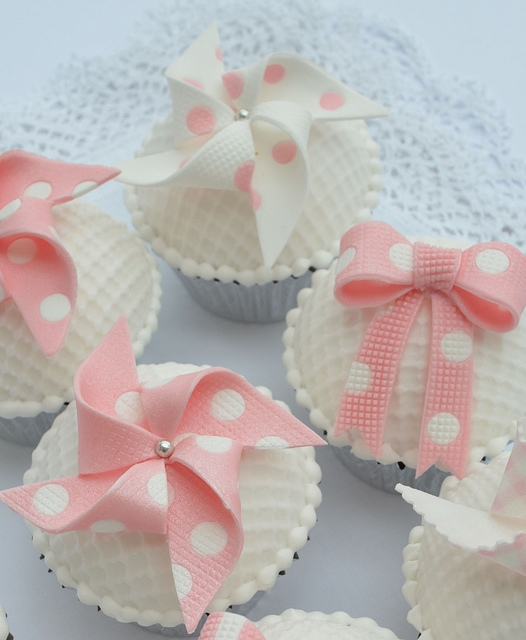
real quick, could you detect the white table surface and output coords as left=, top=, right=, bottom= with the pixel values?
left=0, top=2, right=525, bottom=639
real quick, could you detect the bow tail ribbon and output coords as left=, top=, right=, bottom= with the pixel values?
left=200, top=612, right=265, bottom=640
left=417, top=292, right=473, bottom=478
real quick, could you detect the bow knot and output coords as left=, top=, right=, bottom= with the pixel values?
left=335, top=221, right=526, bottom=478
left=412, top=242, right=461, bottom=293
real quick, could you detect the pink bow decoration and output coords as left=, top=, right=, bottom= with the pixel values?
left=200, top=612, right=264, bottom=640
left=334, top=221, right=526, bottom=478
left=114, top=22, right=388, bottom=268
left=398, top=418, right=526, bottom=577
left=0, top=150, right=119, bottom=356
left=0, top=317, right=324, bottom=632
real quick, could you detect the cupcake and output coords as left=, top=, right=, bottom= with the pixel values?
left=115, top=22, right=387, bottom=322
left=0, top=318, right=324, bottom=634
left=199, top=609, right=401, bottom=640
left=0, top=150, right=161, bottom=445
left=399, top=420, right=526, bottom=639
left=283, top=220, right=526, bottom=493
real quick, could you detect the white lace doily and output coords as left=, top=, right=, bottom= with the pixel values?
left=0, top=0, right=524, bottom=249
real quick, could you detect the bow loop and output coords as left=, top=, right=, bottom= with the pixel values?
left=335, top=221, right=526, bottom=478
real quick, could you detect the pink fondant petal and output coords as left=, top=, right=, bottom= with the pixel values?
left=200, top=613, right=265, bottom=640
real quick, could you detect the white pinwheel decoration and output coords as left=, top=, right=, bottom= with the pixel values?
left=115, top=22, right=388, bottom=267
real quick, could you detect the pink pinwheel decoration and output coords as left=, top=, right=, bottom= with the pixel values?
left=0, top=150, right=119, bottom=356
left=398, top=418, right=526, bottom=577
left=200, top=612, right=265, bottom=640
left=114, top=22, right=388, bottom=268
left=334, top=221, right=526, bottom=478
left=0, top=317, right=324, bottom=632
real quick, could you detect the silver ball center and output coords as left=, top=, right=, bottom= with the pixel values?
left=235, top=108, right=250, bottom=121
left=156, top=439, right=174, bottom=458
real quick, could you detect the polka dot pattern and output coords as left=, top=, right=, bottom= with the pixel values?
left=0, top=199, right=20, bottom=221
left=234, top=161, right=255, bottom=194
left=39, top=294, right=71, bottom=322
left=250, top=188, right=262, bottom=212
left=190, top=522, right=228, bottom=556
left=7, top=238, right=37, bottom=264
left=389, top=243, right=414, bottom=272
left=90, top=520, right=126, bottom=533
left=196, top=436, right=233, bottom=453
left=186, top=105, right=216, bottom=136
left=337, top=247, right=356, bottom=274
left=319, top=92, right=345, bottom=110
left=426, top=412, right=461, bottom=446
left=183, top=78, right=204, bottom=90
left=23, top=181, right=52, bottom=199
left=33, top=484, right=69, bottom=516
left=476, top=248, right=510, bottom=274
left=345, top=361, right=372, bottom=394
left=147, top=472, right=174, bottom=506
left=210, top=389, right=245, bottom=421
left=222, top=71, right=244, bottom=100
left=255, top=436, right=289, bottom=449
left=172, top=564, right=193, bottom=599
left=440, top=331, right=473, bottom=363
left=114, top=391, right=145, bottom=424
left=271, top=140, right=297, bottom=164
left=264, top=64, right=285, bottom=84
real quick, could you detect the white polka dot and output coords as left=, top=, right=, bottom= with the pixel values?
left=476, top=248, right=510, bottom=274
left=440, top=331, right=473, bottom=362
left=196, top=436, right=233, bottom=453
left=7, top=238, right=37, bottom=264
left=39, top=294, right=71, bottom=322
left=255, top=436, right=289, bottom=449
left=48, top=226, right=60, bottom=240
left=190, top=522, right=228, bottom=556
left=210, top=389, right=245, bottom=421
left=389, top=243, right=413, bottom=272
left=114, top=391, right=145, bottom=423
left=33, top=484, right=69, bottom=516
left=345, top=361, right=372, bottom=393
left=172, top=564, right=193, bottom=599
left=147, top=472, right=175, bottom=506
left=72, top=181, right=98, bottom=197
left=90, top=520, right=126, bottom=533
left=336, top=247, right=356, bottom=274
left=23, top=181, right=52, bottom=199
left=0, top=199, right=21, bottom=221
left=426, top=412, right=461, bottom=446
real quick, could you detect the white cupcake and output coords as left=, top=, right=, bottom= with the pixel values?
left=0, top=150, right=161, bottom=445
left=200, top=610, right=401, bottom=640
left=399, top=422, right=526, bottom=639
left=116, top=22, right=387, bottom=322
left=0, top=605, right=10, bottom=640
left=0, top=319, right=323, bottom=634
left=284, top=220, right=526, bottom=492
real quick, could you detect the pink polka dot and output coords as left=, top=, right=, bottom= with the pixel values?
left=319, top=92, right=345, bottom=111
left=222, top=71, right=244, bottom=100
left=215, top=46, right=223, bottom=61
left=264, top=64, right=286, bottom=84
left=234, top=161, right=255, bottom=193
left=183, top=78, right=204, bottom=90
left=272, top=140, right=297, bottom=164
left=179, top=158, right=189, bottom=169
left=186, top=106, right=216, bottom=136
left=250, top=188, right=262, bottom=211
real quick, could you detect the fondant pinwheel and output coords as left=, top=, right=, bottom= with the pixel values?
left=334, top=221, right=526, bottom=478
left=398, top=419, right=526, bottom=576
left=114, top=22, right=388, bottom=268
left=0, top=317, right=324, bottom=632
left=199, top=612, right=264, bottom=640
left=0, top=150, right=119, bottom=356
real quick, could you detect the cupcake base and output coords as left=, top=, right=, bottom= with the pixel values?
left=0, top=405, right=67, bottom=446
left=176, top=270, right=313, bottom=323
left=332, top=446, right=449, bottom=495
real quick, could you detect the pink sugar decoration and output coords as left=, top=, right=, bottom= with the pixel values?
left=271, top=140, right=297, bottom=164
left=234, top=161, right=255, bottom=194
left=250, top=188, right=262, bottom=211
left=222, top=71, right=245, bottom=100
left=264, top=63, right=286, bottom=84
left=183, top=78, right=204, bottom=91
left=186, top=105, right=216, bottom=135
left=319, top=92, right=345, bottom=110
left=215, top=45, right=223, bottom=62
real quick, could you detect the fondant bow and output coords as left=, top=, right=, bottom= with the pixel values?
left=334, top=220, right=526, bottom=478
left=114, top=22, right=388, bottom=268
left=0, top=317, right=324, bottom=632
left=200, top=612, right=264, bottom=640
left=398, top=418, right=526, bottom=577
left=0, top=150, right=119, bottom=356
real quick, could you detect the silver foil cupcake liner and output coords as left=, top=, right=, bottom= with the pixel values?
left=332, top=446, right=450, bottom=495
left=0, top=404, right=67, bottom=446
left=175, top=270, right=314, bottom=323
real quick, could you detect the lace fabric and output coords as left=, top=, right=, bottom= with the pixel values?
left=0, top=0, right=524, bottom=244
